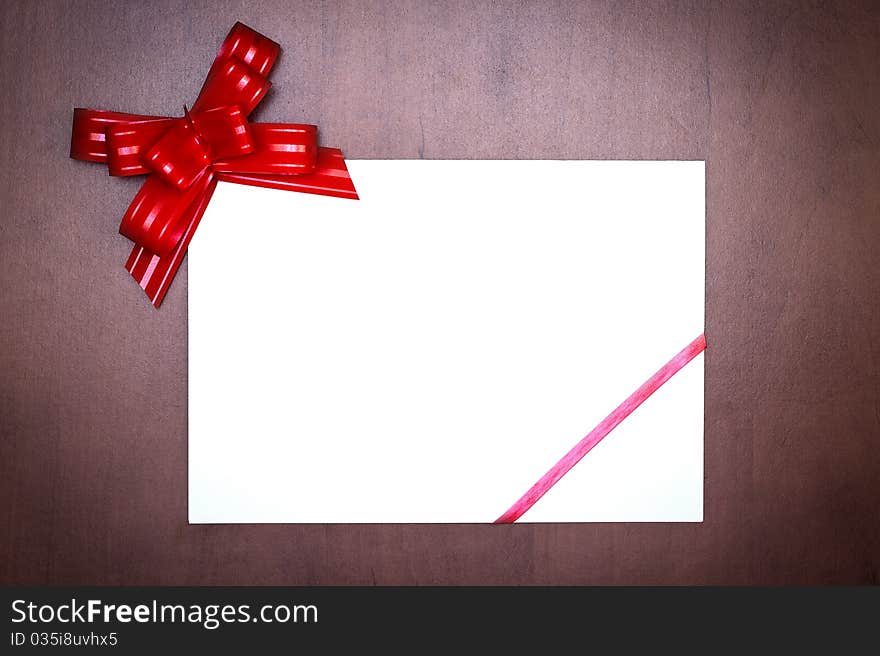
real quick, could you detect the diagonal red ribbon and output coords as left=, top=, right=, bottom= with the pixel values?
left=70, top=22, right=358, bottom=308
left=495, top=334, right=707, bottom=523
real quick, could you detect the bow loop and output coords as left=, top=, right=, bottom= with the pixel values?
left=212, top=123, right=319, bottom=175
left=212, top=21, right=279, bottom=77
left=193, top=58, right=272, bottom=116
left=119, top=170, right=214, bottom=257
left=106, top=117, right=176, bottom=176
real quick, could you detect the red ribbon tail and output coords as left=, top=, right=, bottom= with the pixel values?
left=218, top=147, right=359, bottom=200
left=125, top=176, right=218, bottom=308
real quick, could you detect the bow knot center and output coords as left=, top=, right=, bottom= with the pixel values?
left=142, top=105, right=255, bottom=190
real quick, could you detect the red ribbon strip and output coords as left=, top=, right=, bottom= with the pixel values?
left=70, top=22, right=358, bottom=308
left=495, top=333, right=707, bottom=523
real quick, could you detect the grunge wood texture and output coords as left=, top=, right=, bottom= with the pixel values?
left=1, top=0, right=878, bottom=584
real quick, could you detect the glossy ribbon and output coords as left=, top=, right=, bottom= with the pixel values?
left=70, top=22, right=358, bottom=307
left=495, top=334, right=707, bottom=523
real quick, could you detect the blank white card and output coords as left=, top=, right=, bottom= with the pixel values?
left=188, top=161, right=705, bottom=523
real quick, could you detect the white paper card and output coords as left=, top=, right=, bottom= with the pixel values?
left=188, top=161, right=705, bottom=523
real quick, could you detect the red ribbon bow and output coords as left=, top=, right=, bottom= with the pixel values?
left=70, top=22, right=358, bottom=308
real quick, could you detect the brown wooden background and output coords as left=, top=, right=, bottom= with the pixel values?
left=1, top=0, right=878, bottom=585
